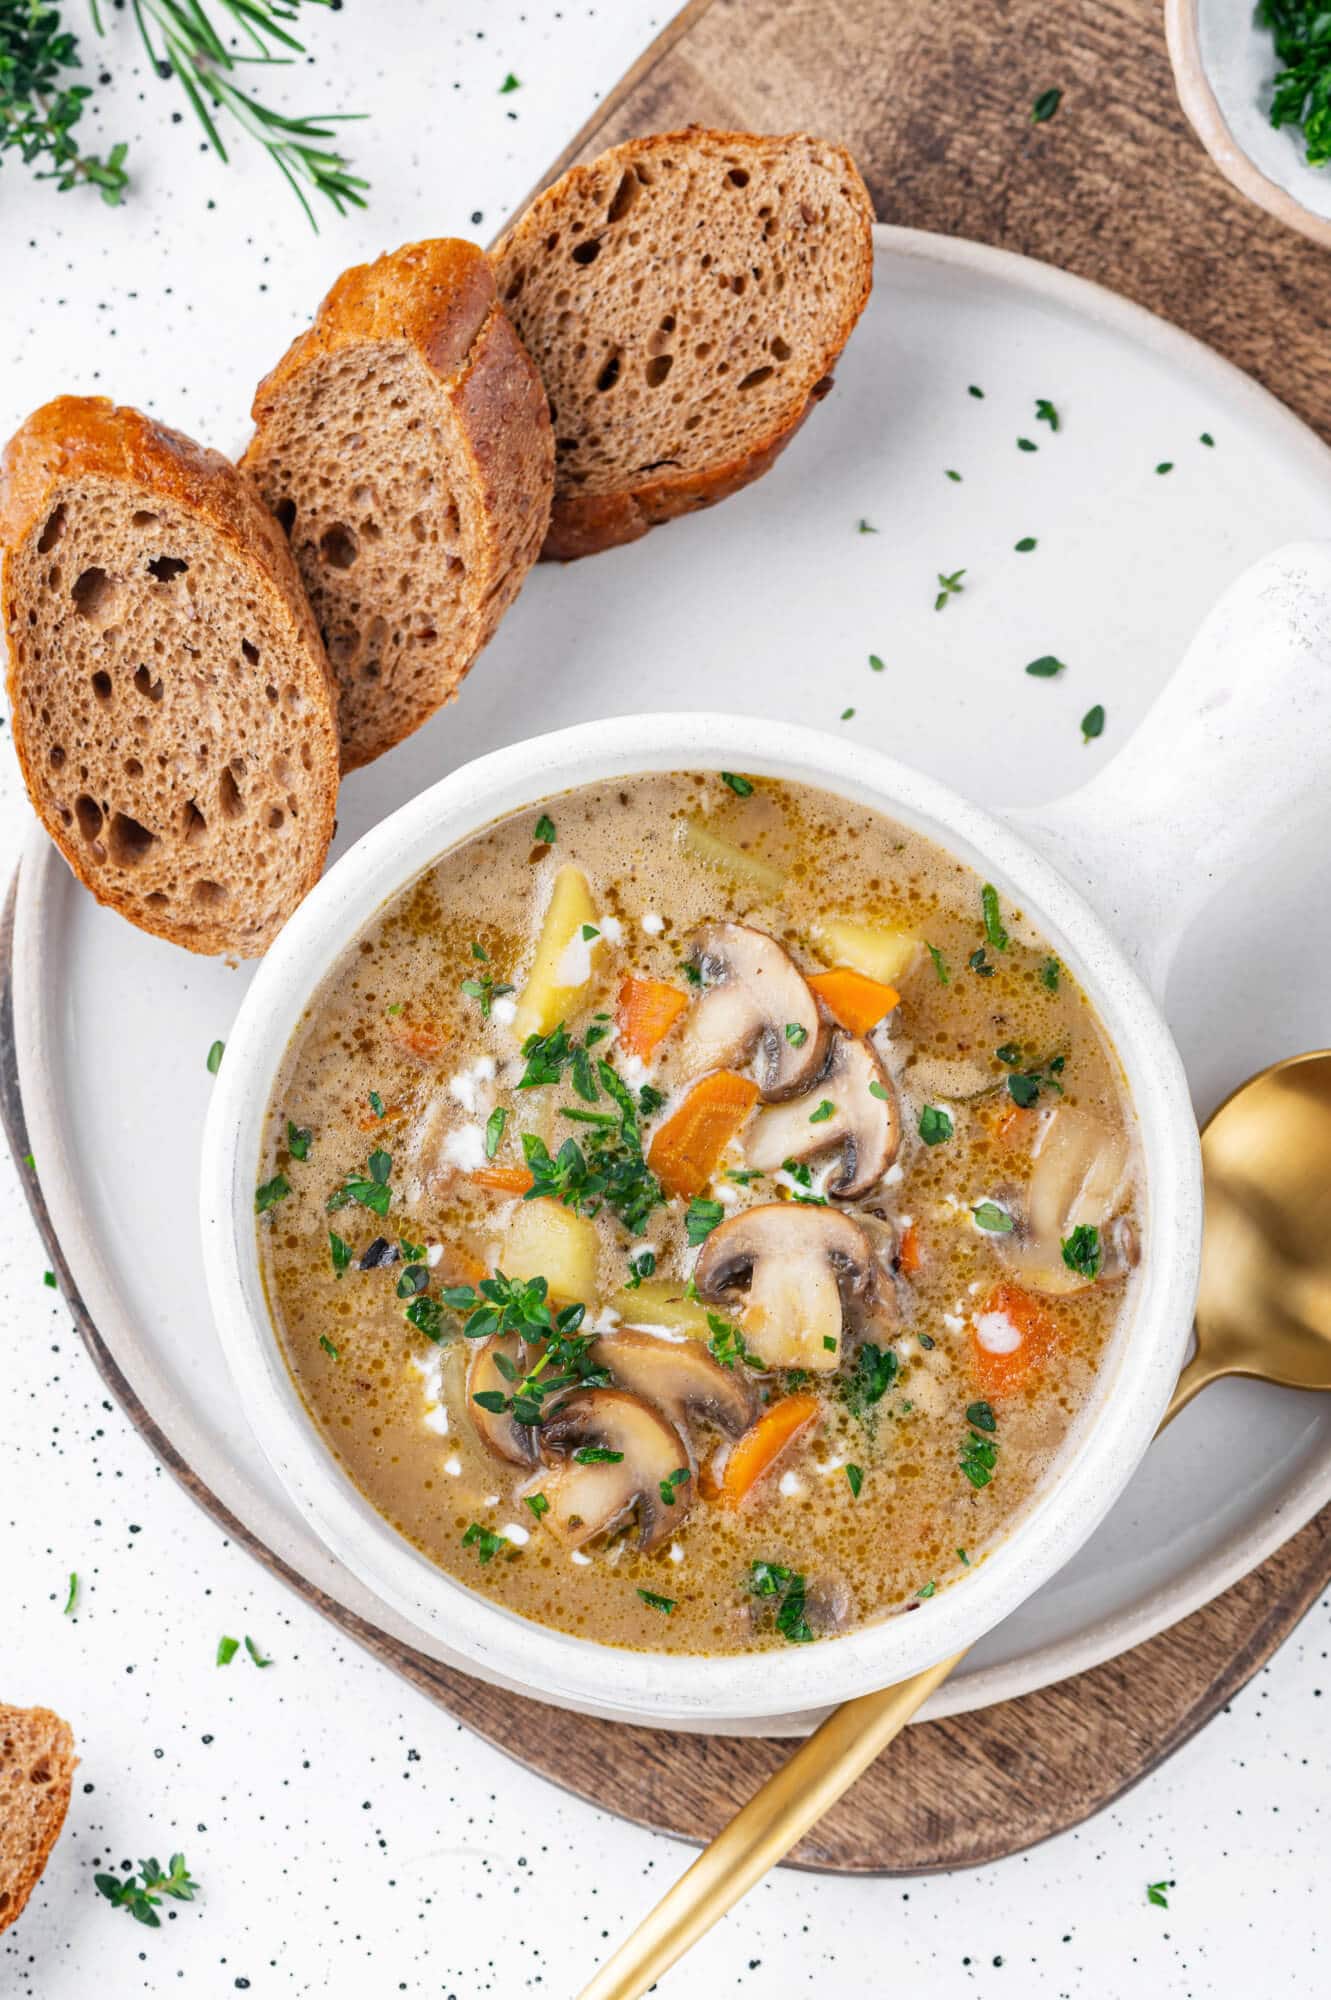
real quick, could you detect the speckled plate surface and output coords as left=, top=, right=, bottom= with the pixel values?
left=10, top=226, right=1331, bottom=1734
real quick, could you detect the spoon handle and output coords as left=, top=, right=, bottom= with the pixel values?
left=576, top=1650, right=964, bottom=2000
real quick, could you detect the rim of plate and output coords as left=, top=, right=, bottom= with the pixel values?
left=8, top=222, right=1331, bottom=1723
left=199, top=712, right=1199, bottom=1721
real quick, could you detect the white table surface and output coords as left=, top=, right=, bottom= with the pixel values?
left=1, top=5, right=1327, bottom=1995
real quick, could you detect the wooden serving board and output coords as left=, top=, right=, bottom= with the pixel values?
left=7, top=0, right=1331, bottom=1873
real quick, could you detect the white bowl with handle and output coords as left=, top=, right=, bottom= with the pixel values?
left=200, top=541, right=1331, bottom=1725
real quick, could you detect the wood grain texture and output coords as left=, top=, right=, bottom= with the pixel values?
left=522, top=0, right=1331, bottom=445
left=5, top=853, right=1331, bottom=1869
left=8, top=0, right=1331, bottom=1871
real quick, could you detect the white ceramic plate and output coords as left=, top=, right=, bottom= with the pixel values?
left=12, top=226, right=1331, bottom=1733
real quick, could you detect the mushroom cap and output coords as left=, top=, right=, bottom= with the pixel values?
left=693, top=1202, right=873, bottom=1371
left=999, top=1103, right=1133, bottom=1294
left=466, top=1334, right=540, bottom=1466
left=533, top=1388, right=692, bottom=1553
left=592, top=1328, right=759, bottom=1446
left=680, top=923, right=828, bottom=1100
left=746, top=1030, right=900, bottom=1198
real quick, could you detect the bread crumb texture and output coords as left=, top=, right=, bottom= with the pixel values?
left=491, top=130, right=875, bottom=557
left=1, top=398, right=339, bottom=956
left=0, top=1703, right=77, bottom=1935
left=245, top=239, right=553, bottom=771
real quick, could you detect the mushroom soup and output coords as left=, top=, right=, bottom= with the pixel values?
left=258, top=772, right=1141, bottom=1654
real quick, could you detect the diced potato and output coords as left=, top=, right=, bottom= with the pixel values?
left=504, top=1197, right=599, bottom=1305
left=816, top=917, right=919, bottom=985
left=610, top=1278, right=713, bottom=1339
left=513, top=865, right=599, bottom=1040
left=683, top=819, right=786, bottom=900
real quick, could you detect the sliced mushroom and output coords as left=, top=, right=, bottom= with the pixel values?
left=467, top=1334, right=539, bottom=1466
left=745, top=1030, right=900, bottom=1198
left=591, top=1328, right=759, bottom=1448
left=679, top=923, right=827, bottom=1099
left=532, top=1388, right=691, bottom=1553
left=999, top=1103, right=1134, bottom=1295
left=693, top=1203, right=873, bottom=1371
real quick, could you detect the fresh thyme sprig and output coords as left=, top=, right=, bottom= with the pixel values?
left=0, top=3, right=128, bottom=202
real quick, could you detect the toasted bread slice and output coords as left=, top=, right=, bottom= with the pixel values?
left=243, top=239, right=554, bottom=771
left=0, top=1704, right=77, bottom=1935
left=1, top=398, right=339, bottom=957
left=491, top=129, right=875, bottom=560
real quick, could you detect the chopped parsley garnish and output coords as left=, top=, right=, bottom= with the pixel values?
left=286, top=1120, right=312, bottom=1161
left=869, top=653, right=885, bottom=672
left=858, top=518, right=879, bottom=533
left=43, top=1270, right=56, bottom=1288
left=1025, top=654, right=1064, bottom=678
left=326, top=1148, right=393, bottom=1217
left=406, top=1295, right=446, bottom=1342
left=686, top=1196, right=725, bottom=1245
left=679, top=959, right=703, bottom=987
left=518, top=1021, right=576, bottom=1087
left=462, top=1522, right=510, bottom=1565
left=967, top=1399, right=997, bottom=1432
left=916, top=1579, right=938, bottom=1599
left=446, top=1274, right=603, bottom=1420
left=1062, top=1223, right=1102, bottom=1280
left=574, top=1445, right=624, bottom=1465
left=499, top=71, right=521, bottom=93
left=461, top=967, right=515, bottom=1019
left=1014, top=535, right=1037, bottom=552
left=638, top=1588, right=677, bottom=1613
left=255, top=1173, right=290, bottom=1214
left=707, top=1312, right=764, bottom=1371
left=785, top=1021, right=808, bottom=1046
left=726, top=1167, right=765, bottom=1184
left=1201, top=431, right=1214, bottom=447
left=1041, top=956, right=1061, bottom=991
left=217, top=1635, right=239, bottom=1665
left=368, top=1090, right=386, bottom=1120
left=981, top=883, right=1009, bottom=951
left=839, top=1341, right=899, bottom=1427
left=1006, top=1053, right=1064, bottom=1107
left=808, top=1099, right=835, bottom=1123
left=625, top=1248, right=656, bottom=1289
left=485, top=1106, right=507, bottom=1159
left=1147, top=1880, right=1171, bottom=1909
left=524, top=1064, right=663, bottom=1234
left=840, top=706, right=856, bottom=721
left=994, top=1042, right=1021, bottom=1065
left=318, top=1335, right=339, bottom=1359
left=926, top=941, right=950, bottom=985
left=968, top=384, right=985, bottom=399
left=782, top=1157, right=813, bottom=1188
left=63, top=1572, right=78, bottom=1616
left=918, top=1104, right=953, bottom=1146
left=845, top=1463, right=864, bottom=1498
left=957, top=1547, right=971, bottom=1565
left=1031, top=87, right=1061, bottom=122
left=659, top=1467, right=690, bottom=1507
left=1035, top=397, right=1060, bottom=431
left=471, top=941, right=488, bottom=961
left=934, top=566, right=966, bottom=611
left=524, top=1492, right=549, bottom=1519
left=1081, top=703, right=1106, bottom=742
left=969, top=946, right=995, bottom=978
left=746, top=1561, right=814, bottom=1643
left=533, top=813, right=556, bottom=844
left=95, top=1853, right=199, bottom=1927
left=945, top=468, right=962, bottom=482
left=206, top=1039, right=224, bottom=1075
left=245, top=1635, right=273, bottom=1668
left=1017, top=436, right=1038, bottom=452
left=972, top=1201, right=1014, bottom=1233
left=721, top=771, right=754, bottom=796
left=1155, top=461, right=1173, bottom=475
left=396, top=1263, right=429, bottom=1299
left=868, top=1080, right=890, bottom=1102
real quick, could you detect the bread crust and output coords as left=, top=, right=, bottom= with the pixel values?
left=245, top=239, right=553, bottom=770
left=0, top=1703, right=77, bottom=1935
left=1, top=397, right=339, bottom=955
left=491, top=129, right=875, bottom=561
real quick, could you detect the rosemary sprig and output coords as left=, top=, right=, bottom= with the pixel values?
left=110, top=0, right=368, bottom=225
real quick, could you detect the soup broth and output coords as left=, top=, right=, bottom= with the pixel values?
left=260, top=772, right=1141, bottom=1655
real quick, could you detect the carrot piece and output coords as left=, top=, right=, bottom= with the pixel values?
left=388, top=1015, right=447, bottom=1062
left=647, top=1070, right=760, bottom=1198
left=617, top=975, right=688, bottom=1061
left=969, top=1281, right=1060, bottom=1397
left=807, top=967, right=900, bottom=1036
left=982, top=1098, right=1039, bottom=1151
left=717, top=1393, right=820, bottom=1505
left=357, top=1102, right=405, bottom=1132
left=898, top=1221, right=921, bottom=1275
left=469, top=1166, right=535, bottom=1195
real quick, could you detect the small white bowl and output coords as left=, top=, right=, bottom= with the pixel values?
left=200, top=541, right=1331, bottom=1726
left=1167, top=0, right=1331, bottom=250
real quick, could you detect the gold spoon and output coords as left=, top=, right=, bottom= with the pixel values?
left=579, top=1049, right=1331, bottom=2000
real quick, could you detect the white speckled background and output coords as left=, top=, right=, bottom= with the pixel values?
left=1, top=4, right=1327, bottom=1993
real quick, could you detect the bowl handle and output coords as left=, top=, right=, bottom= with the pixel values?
left=1006, top=541, right=1331, bottom=1005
